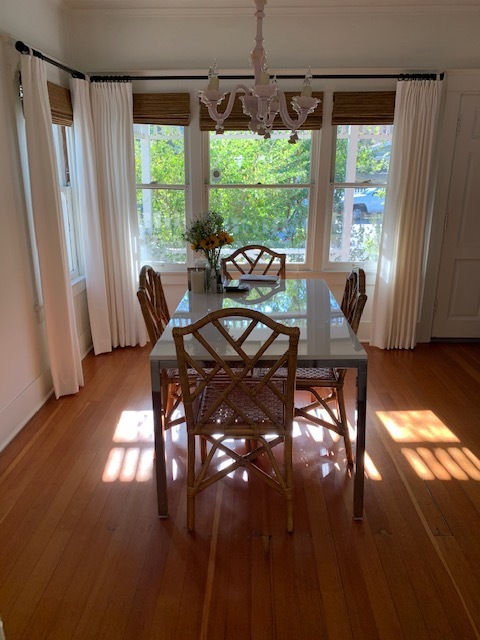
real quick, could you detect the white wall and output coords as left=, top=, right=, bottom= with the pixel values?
left=0, top=0, right=67, bottom=60
left=0, top=41, right=50, bottom=449
left=0, top=0, right=90, bottom=451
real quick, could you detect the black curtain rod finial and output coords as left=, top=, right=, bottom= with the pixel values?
left=15, top=41, right=30, bottom=55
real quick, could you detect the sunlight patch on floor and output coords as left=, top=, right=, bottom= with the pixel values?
left=103, top=410, right=155, bottom=482
left=103, top=446, right=154, bottom=482
left=365, top=452, right=382, bottom=480
left=378, top=410, right=480, bottom=481
left=378, top=409, right=459, bottom=443
left=113, top=410, right=153, bottom=443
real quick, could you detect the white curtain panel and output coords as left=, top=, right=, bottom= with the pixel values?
left=91, top=82, right=146, bottom=348
left=20, top=55, right=84, bottom=397
left=70, top=79, right=112, bottom=355
left=370, top=79, right=443, bottom=349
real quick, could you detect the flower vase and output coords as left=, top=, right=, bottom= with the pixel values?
left=207, top=264, right=223, bottom=293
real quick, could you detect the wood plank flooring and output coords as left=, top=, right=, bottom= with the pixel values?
left=1, top=343, right=479, bottom=639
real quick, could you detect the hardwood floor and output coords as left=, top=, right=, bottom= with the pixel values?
left=1, top=343, right=480, bottom=639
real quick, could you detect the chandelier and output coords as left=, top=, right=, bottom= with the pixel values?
left=199, top=0, right=320, bottom=143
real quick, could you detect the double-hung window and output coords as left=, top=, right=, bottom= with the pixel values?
left=329, top=124, right=393, bottom=265
left=200, top=91, right=322, bottom=267
left=133, top=93, right=191, bottom=268
left=207, top=129, right=315, bottom=264
left=134, top=124, right=187, bottom=266
left=327, top=91, right=395, bottom=269
left=46, top=82, right=82, bottom=279
left=52, top=123, right=80, bottom=278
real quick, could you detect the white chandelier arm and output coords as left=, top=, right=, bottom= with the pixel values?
left=202, top=84, right=251, bottom=128
left=276, top=89, right=309, bottom=132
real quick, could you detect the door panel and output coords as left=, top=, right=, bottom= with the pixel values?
left=433, top=94, right=480, bottom=338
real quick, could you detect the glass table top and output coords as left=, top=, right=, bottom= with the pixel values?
left=150, top=279, right=367, bottom=366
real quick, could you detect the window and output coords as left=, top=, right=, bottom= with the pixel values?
left=207, top=130, right=314, bottom=263
left=134, top=124, right=187, bottom=266
left=329, top=124, right=393, bottom=265
left=52, top=124, right=80, bottom=277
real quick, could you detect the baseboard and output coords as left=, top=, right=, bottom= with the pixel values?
left=0, top=337, right=93, bottom=454
left=0, top=367, right=53, bottom=453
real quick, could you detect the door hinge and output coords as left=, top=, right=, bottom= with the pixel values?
left=456, top=117, right=461, bottom=136
left=444, top=212, right=449, bottom=231
left=433, top=299, right=438, bottom=314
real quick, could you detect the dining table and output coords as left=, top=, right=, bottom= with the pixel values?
left=149, top=277, right=368, bottom=520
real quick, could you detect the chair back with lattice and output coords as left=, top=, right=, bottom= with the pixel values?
left=340, top=267, right=367, bottom=335
left=335, top=267, right=367, bottom=387
left=137, top=265, right=170, bottom=344
left=173, top=308, right=299, bottom=437
left=173, top=307, right=299, bottom=531
left=221, top=245, right=286, bottom=281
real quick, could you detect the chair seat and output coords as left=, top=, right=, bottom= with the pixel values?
left=295, top=367, right=339, bottom=382
left=262, top=366, right=340, bottom=384
left=164, top=367, right=197, bottom=380
left=196, top=380, right=287, bottom=433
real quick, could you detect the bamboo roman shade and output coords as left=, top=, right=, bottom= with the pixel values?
left=200, top=91, right=323, bottom=131
left=133, top=93, right=191, bottom=126
left=47, top=82, right=73, bottom=126
left=332, top=92, right=395, bottom=125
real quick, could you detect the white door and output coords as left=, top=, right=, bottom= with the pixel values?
left=433, top=94, right=480, bottom=338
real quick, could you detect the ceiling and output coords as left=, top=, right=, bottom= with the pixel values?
left=56, top=0, right=480, bottom=72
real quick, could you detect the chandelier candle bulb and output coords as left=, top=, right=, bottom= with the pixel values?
left=259, top=70, right=270, bottom=85
left=208, top=75, right=219, bottom=91
left=301, top=84, right=313, bottom=97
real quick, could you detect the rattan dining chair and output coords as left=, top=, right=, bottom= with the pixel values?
left=137, top=265, right=170, bottom=343
left=221, top=244, right=286, bottom=281
left=137, top=265, right=184, bottom=430
left=294, top=267, right=367, bottom=465
left=173, top=308, right=300, bottom=532
left=269, top=268, right=367, bottom=466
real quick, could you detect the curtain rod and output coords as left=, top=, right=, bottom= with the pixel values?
left=90, top=72, right=444, bottom=82
left=15, top=41, right=86, bottom=79
left=14, top=43, right=443, bottom=83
